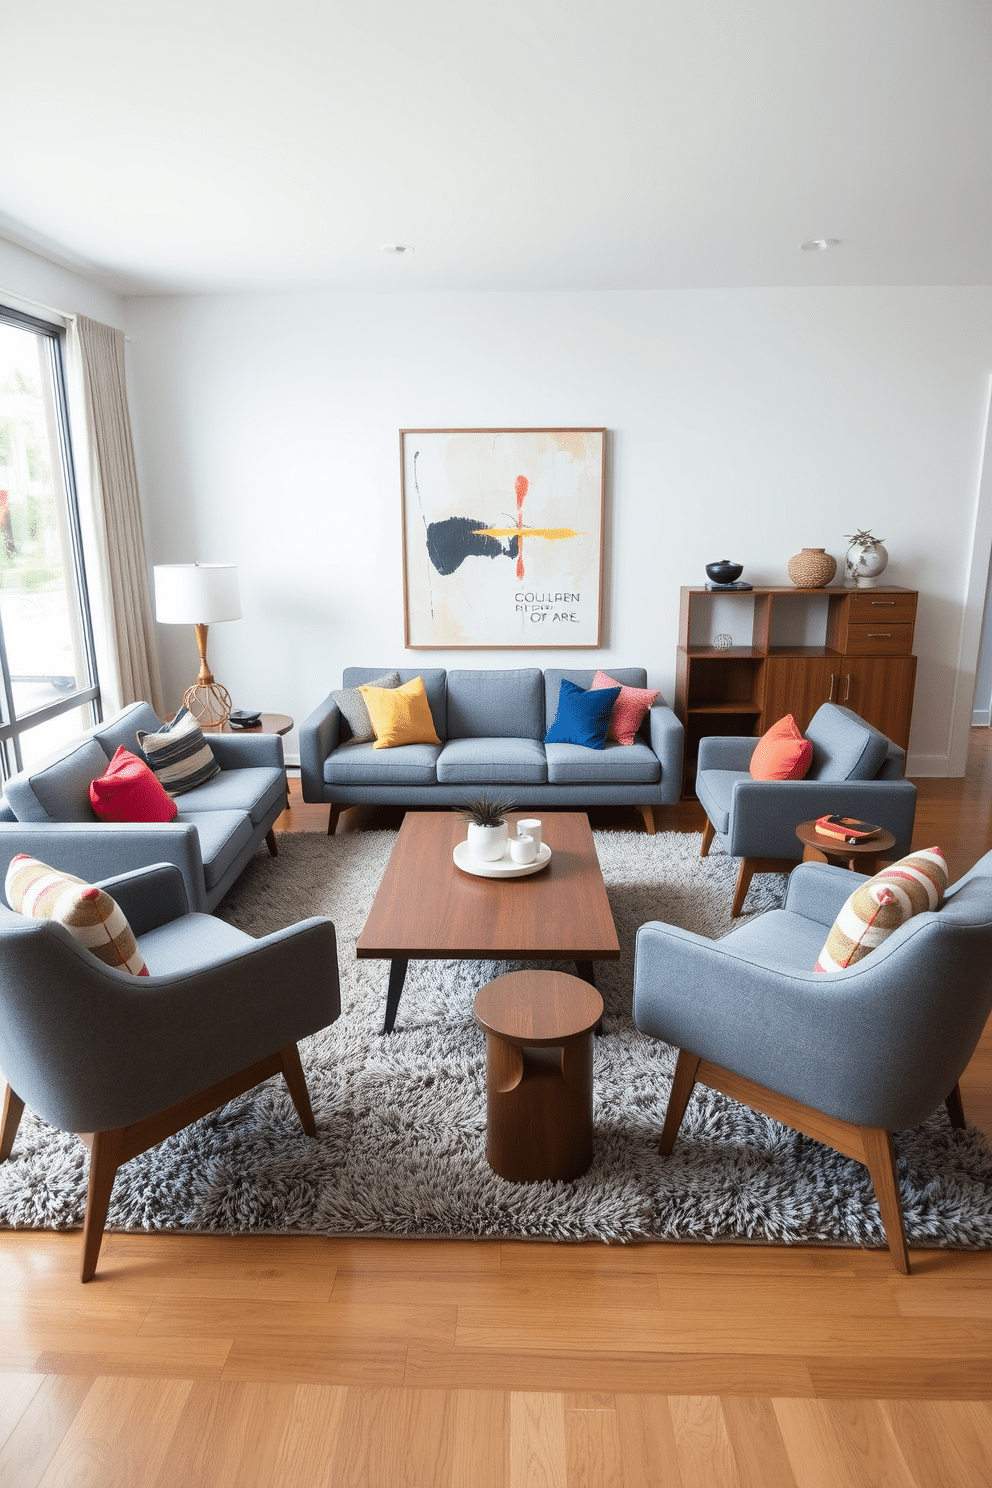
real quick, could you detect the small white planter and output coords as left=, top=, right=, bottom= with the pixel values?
left=467, top=821, right=509, bottom=861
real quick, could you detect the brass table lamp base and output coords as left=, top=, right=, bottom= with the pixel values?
left=182, top=623, right=233, bottom=725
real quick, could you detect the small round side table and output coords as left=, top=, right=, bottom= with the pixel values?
left=474, top=970, right=603, bottom=1183
left=202, top=712, right=293, bottom=735
left=795, top=819, right=896, bottom=876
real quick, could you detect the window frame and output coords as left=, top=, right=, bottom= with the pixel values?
left=0, top=304, right=101, bottom=777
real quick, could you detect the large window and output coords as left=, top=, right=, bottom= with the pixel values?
left=0, top=308, right=99, bottom=775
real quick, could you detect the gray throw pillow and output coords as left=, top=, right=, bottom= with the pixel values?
left=331, top=672, right=401, bottom=743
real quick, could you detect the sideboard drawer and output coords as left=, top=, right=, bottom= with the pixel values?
left=846, top=592, right=917, bottom=624
left=843, top=623, right=915, bottom=655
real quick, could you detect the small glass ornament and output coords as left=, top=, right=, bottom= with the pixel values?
left=713, top=633, right=733, bottom=650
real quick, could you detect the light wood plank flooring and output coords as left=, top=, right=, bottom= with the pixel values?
left=2, top=736, right=991, bottom=1485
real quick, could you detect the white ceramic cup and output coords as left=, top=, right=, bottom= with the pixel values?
left=516, top=818, right=542, bottom=852
left=510, top=833, right=537, bottom=865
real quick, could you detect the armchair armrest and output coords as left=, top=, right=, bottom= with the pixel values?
left=94, top=863, right=191, bottom=935
left=726, top=777, right=917, bottom=860
left=298, top=695, right=342, bottom=802
left=0, top=821, right=206, bottom=912
left=205, top=732, right=285, bottom=770
left=782, top=860, right=863, bottom=925
left=648, top=701, right=684, bottom=803
left=698, top=736, right=758, bottom=771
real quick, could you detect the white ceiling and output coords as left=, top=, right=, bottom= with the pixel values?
left=2, top=0, right=991, bottom=295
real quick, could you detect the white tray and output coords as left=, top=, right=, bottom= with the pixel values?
left=453, top=840, right=552, bottom=879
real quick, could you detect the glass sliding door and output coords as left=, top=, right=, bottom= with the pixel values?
left=0, top=308, right=100, bottom=775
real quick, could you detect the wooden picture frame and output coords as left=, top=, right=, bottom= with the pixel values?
left=400, top=428, right=606, bottom=648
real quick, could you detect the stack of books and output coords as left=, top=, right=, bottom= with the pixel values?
left=814, top=814, right=882, bottom=844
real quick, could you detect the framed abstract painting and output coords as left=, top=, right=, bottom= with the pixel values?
left=400, top=428, right=606, bottom=648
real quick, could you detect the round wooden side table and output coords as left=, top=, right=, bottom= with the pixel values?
left=474, top=970, right=603, bottom=1183
left=795, top=819, right=896, bottom=876
left=202, top=712, right=293, bottom=735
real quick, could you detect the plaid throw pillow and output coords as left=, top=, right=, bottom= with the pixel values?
left=815, top=847, right=947, bottom=973
left=5, top=854, right=149, bottom=976
left=136, top=707, right=220, bottom=795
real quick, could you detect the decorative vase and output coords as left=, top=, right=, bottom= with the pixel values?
left=787, top=547, right=837, bottom=589
left=467, top=821, right=509, bottom=862
left=705, top=560, right=743, bottom=585
left=845, top=540, right=889, bottom=588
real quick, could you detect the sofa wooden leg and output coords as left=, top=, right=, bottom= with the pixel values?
left=730, top=859, right=756, bottom=917
left=279, top=1043, right=317, bottom=1137
left=265, top=828, right=279, bottom=857
left=1, top=1085, right=25, bottom=1161
left=659, top=1050, right=702, bottom=1156
left=945, top=1081, right=966, bottom=1129
left=700, top=819, right=715, bottom=858
left=327, top=804, right=342, bottom=837
left=637, top=804, right=657, bottom=836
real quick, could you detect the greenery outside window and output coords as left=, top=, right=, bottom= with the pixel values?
left=0, top=307, right=100, bottom=776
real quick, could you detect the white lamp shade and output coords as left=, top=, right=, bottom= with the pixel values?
left=154, top=564, right=241, bottom=624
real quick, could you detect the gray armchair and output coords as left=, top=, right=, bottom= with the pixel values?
left=632, top=853, right=992, bottom=1272
left=0, top=862, right=339, bottom=1281
left=696, top=703, right=917, bottom=915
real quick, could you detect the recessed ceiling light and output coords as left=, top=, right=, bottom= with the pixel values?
left=801, top=238, right=840, bottom=252
left=381, top=243, right=414, bottom=255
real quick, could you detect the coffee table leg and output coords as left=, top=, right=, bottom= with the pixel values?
left=382, top=958, right=409, bottom=1035
left=574, top=962, right=603, bottom=1034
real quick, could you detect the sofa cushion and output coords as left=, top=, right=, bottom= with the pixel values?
left=176, top=810, right=255, bottom=891
left=5, top=854, right=149, bottom=975
left=445, top=669, right=544, bottom=740
left=169, top=765, right=286, bottom=827
left=89, top=747, right=178, bottom=823
left=545, top=740, right=661, bottom=785
left=815, top=847, right=948, bottom=972
left=805, top=704, right=889, bottom=782
left=91, top=701, right=166, bottom=760
left=4, top=738, right=109, bottom=823
left=544, top=668, right=648, bottom=733
left=694, top=768, right=751, bottom=838
left=137, top=708, right=221, bottom=795
left=437, top=737, right=548, bottom=785
left=331, top=670, right=400, bottom=744
left=545, top=679, right=620, bottom=749
left=342, top=668, right=448, bottom=741
left=591, top=670, right=659, bottom=746
left=324, top=741, right=441, bottom=787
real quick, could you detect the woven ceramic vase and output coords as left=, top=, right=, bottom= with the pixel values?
left=787, top=547, right=837, bottom=588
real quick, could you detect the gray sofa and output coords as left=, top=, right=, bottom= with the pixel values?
left=299, top=667, right=684, bottom=834
left=0, top=702, right=288, bottom=912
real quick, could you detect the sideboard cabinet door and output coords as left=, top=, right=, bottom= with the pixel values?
left=760, top=657, right=840, bottom=732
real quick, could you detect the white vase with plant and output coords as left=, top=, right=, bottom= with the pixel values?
left=844, top=528, right=889, bottom=588
left=458, top=794, right=515, bottom=861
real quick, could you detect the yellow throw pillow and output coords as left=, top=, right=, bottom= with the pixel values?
left=359, top=675, right=441, bottom=749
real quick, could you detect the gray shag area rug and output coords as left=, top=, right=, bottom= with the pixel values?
left=3, top=828, right=991, bottom=1251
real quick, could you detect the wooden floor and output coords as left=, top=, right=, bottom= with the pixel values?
left=2, top=738, right=992, bottom=1485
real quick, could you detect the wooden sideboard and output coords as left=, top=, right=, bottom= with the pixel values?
left=675, top=585, right=917, bottom=794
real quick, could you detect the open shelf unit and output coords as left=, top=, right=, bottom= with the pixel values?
left=675, top=585, right=917, bottom=795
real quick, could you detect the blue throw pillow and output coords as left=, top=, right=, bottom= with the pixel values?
left=544, top=679, right=622, bottom=749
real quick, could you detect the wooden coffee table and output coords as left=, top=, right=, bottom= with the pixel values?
left=357, top=812, right=620, bottom=1034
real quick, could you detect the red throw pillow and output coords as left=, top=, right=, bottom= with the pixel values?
left=749, top=714, right=813, bottom=781
left=591, top=670, right=660, bottom=746
left=89, top=746, right=178, bottom=822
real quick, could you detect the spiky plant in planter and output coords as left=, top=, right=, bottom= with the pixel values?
left=457, top=794, right=516, bottom=827
left=457, top=794, right=516, bottom=862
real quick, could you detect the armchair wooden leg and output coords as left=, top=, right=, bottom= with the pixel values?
left=945, top=1081, right=966, bottom=1130
left=327, top=804, right=342, bottom=836
left=265, top=828, right=279, bottom=857
left=860, top=1126, right=910, bottom=1275
left=700, top=819, right=715, bottom=858
left=637, top=804, right=657, bottom=836
left=730, top=858, right=756, bottom=917
left=80, top=1129, right=124, bottom=1283
left=279, top=1043, right=317, bottom=1137
left=659, top=1051, right=702, bottom=1156
left=1, top=1085, right=25, bottom=1161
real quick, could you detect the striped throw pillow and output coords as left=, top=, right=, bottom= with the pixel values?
left=136, top=707, right=220, bottom=796
left=815, top=847, right=947, bottom=973
left=5, top=854, right=149, bottom=976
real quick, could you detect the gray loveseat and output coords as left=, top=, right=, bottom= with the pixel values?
left=299, top=667, right=684, bottom=834
left=0, top=702, right=288, bottom=912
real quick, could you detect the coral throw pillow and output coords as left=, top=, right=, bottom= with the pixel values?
left=89, top=746, right=178, bottom=822
left=545, top=679, right=622, bottom=749
left=750, top=714, right=813, bottom=781
left=815, top=847, right=948, bottom=973
left=591, top=670, right=660, bottom=746
left=5, top=854, right=150, bottom=975
left=360, top=675, right=441, bottom=749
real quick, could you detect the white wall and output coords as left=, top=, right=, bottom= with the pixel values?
left=124, top=287, right=992, bottom=773
left=0, top=235, right=124, bottom=328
